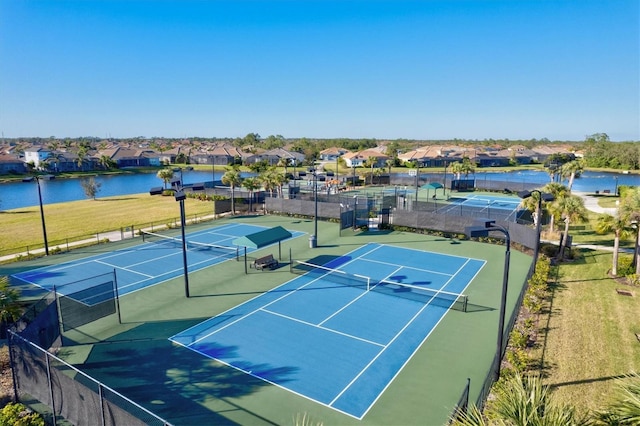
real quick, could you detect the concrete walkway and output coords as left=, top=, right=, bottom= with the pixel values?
left=574, top=191, right=617, bottom=215
left=0, top=214, right=219, bottom=264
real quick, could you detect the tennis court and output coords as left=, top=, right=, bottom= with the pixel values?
left=11, top=223, right=303, bottom=299
left=437, top=193, right=521, bottom=218
left=170, top=242, right=485, bottom=419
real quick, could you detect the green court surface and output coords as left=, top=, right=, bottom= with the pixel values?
left=2, top=215, right=533, bottom=426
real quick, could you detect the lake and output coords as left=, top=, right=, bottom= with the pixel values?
left=0, top=169, right=638, bottom=211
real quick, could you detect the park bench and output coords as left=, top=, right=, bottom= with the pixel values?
left=252, top=254, right=278, bottom=270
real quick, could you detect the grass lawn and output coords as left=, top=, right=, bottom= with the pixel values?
left=0, top=193, right=214, bottom=253
left=532, top=248, right=640, bottom=416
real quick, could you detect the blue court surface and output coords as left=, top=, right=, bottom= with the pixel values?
left=11, top=223, right=304, bottom=298
left=170, top=243, right=485, bottom=419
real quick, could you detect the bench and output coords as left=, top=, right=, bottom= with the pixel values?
left=252, top=254, right=278, bottom=270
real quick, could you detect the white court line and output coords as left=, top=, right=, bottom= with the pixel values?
left=261, top=308, right=385, bottom=347
left=94, top=260, right=154, bottom=278
left=186, top=244, right=385, bottom=346
left=328, top=253, right=480, bottom=415
left=360, top=257, right=453, bottom=277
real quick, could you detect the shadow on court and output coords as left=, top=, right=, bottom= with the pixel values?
left=66, top=319, right=290, bottom=426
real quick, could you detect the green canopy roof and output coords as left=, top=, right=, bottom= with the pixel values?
left=421, top=182, right=444, bottom=189
left=232, top=226, right=292, bottom=249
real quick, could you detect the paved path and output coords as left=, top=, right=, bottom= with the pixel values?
left=0, top=214, right=218, bottom=264
left=573, top=191, right=617, bottom=215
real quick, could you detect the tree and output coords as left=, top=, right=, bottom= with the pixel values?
left=364, top=157, right=377, bottom=185
left=619, top=187, right=640, bottom=275
left=594, top=212, right=632, bottom=276
left=450, top=159, right=475, bottom=180
left=157, top=168, right=174, bottom=190
left=76, top=147, right=89, bottom=171
left=452, top=373, right=584, bottom=426
left=260, top=168, right=282, bottom=197
left=555, top=194, right=588, bottom=260
left=80, top=177, right=102, bottom=200
left=0, top=276, right=21, bottom=326
left=98, top=155, right=116, bottom=170
left=242, top=177, right=261, bottom=212
left=175, top=152, right=188, bottom=164
left=560, top=159, right=585, bottom=191
left=541, top=183, right=569, bottom=233
left=222, top=167, right=243, bottom=215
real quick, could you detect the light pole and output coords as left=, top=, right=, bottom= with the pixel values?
left=415, top=162, right=420, bottom=204
left=353, top=195, right=358, bottom=231
left=151, top=179, right=190, bottom=297
left=465, top=219, right=510, bottom=382
left=518, top=190, right=554, bottom=273
left=631, top=220, right=640, bottom=275
left=443, top=160, right=447, bottom=199
left=23, top=175, right=51, bottom=256
left=309, top=168, right=318, bottom=248
left=175, top=189, right=190, bottom=298
left=211, top=155, right=216, bottom=188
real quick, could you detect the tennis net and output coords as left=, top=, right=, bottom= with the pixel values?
left=372, top=280, right=468, bottom=312
left=141, top=230, right=239, bottom=260
left=291, top=260, right=371, bottom=290
left=291, top=260, right=468, bottom=312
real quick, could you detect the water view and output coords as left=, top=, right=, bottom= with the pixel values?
left=0, top=169, right=638, bottom=211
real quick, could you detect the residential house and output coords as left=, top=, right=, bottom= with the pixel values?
left=0, top=154, right=26, bottom=174
left=319, top=147, right=349, bottom=161
left=342, top=149, right=390, bottom=168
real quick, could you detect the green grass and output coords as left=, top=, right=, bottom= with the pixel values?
left=0, top=193, right=214, bottom=253
left=531, top=249, right=640, bottom=416
left=3, top=186, right=639, bottom=422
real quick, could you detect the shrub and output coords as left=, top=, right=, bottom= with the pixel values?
left=0, top=403, right=45, bottom=426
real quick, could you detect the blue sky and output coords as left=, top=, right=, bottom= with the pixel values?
left=1, top=0, right=638, bottom=141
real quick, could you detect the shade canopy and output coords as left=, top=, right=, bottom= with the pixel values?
left=421, top=182, right=444, bottom=190
left=233, top=226, right=292, bottom=249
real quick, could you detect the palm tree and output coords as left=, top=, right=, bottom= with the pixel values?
left=591, top=372, right=640, bottom=425
left=450, top=159, right=475, bottom=180
left=276, top=157, right=289, bottom=176
left=222, top=167, right=243, bottom=215
left=451, top=373, right=584, bottom=425
left=98, top=155, right=116, bottom=170
left=157, top=168, right=174, bottom=190
left=594, top=212, right=633, bottom=276
left=519, top=191, right=544, bottom=227
left=450, top=161, right=464, bottom=180
left=561, top=159, right=585, bottom=192
left=619, top=187, right=640, bottom=275
left=75, top=147, right=89, bottom=171
left=555, top=194, right=588, bottom=260
left=0, top=276, right=21, bottom=327
left=541, top=183, right=569, bottom=233
left=242, top=177, right=261, bottom=212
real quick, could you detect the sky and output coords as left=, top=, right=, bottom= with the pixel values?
left=1, top=0, right=638, bottom=141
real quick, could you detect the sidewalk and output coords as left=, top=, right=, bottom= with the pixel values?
left=573, top=191, right=617, bottom=215
left=1, top=214, right=219, bottom=264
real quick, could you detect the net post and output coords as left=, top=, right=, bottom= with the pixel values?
left=244, top=247, right=248, bottom=274
left=113, top=269, right=122, bottom=324
left=366, top=277, right=371, bottom=291
left=53, top=285, right=64, bottom=339
left=236, top=246, right=239, bottom=261
left=463, top=295, right=468, bottom=313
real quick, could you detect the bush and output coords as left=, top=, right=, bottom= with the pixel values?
left=0, top=403, right=45, bottom=426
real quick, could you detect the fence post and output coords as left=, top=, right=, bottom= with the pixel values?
left=99, top=384, right=107, bottom=426
left=45, top=353, right=58, bottom=426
